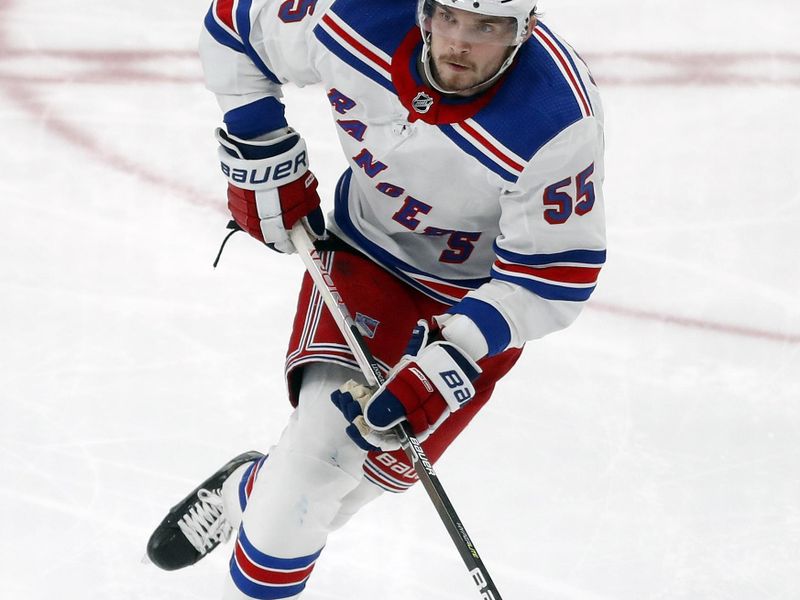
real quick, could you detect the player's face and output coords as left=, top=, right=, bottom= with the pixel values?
left=427, top=5, right=518, bottom=95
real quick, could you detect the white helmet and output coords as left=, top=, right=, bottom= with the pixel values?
left=416, top=0, right=537, bottom=93
left=419, top=0, right=537, bottom=44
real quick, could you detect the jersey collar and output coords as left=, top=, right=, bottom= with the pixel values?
left=390, top=28, right=505, bottom=125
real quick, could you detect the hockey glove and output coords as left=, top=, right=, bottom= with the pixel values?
left=330, top=320, right=482, bottom=451
left=216, top=128, right=325, bottom=254
left=331, top=380, right=402, bottom=452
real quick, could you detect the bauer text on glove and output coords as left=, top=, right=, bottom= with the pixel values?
left=216, top=127, right=325, bottom=254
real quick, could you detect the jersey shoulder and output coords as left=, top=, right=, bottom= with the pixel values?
left=312, top=0, right=416, bottom=90
left=469, top=23, right=599, bottom=174
left=315, top=0, right=416, bottom=57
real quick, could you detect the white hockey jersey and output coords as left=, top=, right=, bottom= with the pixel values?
left=199, top=0, right=606, bottom=360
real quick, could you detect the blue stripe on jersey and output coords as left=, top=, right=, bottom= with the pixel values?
left=224, top=97, right=288, bottom=139
left=468, top=22, right=587, bottom=163
left=204, top=7, right=246, bottom=54
left=234, top=0, right=282, bottom=84
left=448, top=297, right=512, bottom=357
left=490, top=267, right=596, bottom=302
left=538, top=22, right=593, bottom=114
left=495, top=244, right=607, bottom=266
left=332, top=169, right=489, bottom=305
left=437, top=124, right=520, bottom=183
left=313, top=26, right=394, bottom=93
left=325, top=0, right=416, bottom=56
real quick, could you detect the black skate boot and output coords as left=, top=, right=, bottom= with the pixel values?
left=146, top=450, right=264, bottom=571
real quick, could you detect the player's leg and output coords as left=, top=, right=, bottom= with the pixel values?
left=222, top=361, right=378, bottom=600
left=146, top=360, right=379, bottom=595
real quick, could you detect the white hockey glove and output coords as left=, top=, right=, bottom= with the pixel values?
left=330, top=321, right=482, bottom=452
left=217, top=128, right=325, bottom=254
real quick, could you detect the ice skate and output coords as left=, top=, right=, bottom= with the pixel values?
left=146, top=450, right=263, bottom=571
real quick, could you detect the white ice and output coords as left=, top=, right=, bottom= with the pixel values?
left=1, top=0, right=799, bottom=598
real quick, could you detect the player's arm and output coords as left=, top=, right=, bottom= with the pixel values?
left=199, top=0, right=331, bottom=252
left=439, top=117, right=607, bottom=360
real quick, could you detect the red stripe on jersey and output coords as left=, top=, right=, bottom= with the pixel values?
left=495, top=260, right=601, bottom=284
left=409, top=275, right=471, bottom=301
left=459, top=121, right=524, bottom=172
left=533, top=28, right=591, bottom=117
left=215, top=0, right=237, bottom=32
left=321, top=14, right=391, bottom=72
left=234, top=543, right=316, bottom=585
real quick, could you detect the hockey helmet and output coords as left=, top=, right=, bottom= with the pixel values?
left=416, top=0, right=537, bottom=93
left=417, top=0, right=537, bottom=46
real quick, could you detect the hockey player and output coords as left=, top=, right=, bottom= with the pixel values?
left=147, top=0, right=606, bottom=598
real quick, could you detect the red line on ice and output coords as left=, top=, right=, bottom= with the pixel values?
left=0, top=0, right=215, bottom=208
left=0, top=1, right=796, bottom=345
left=589, top=302, right=800, bottom=345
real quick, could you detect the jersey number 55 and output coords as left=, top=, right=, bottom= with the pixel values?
left=543, top=163, right=596, bottom=225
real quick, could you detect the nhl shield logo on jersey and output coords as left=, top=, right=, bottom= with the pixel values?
left=411, top=91, right=434, bottom=114
left=354, top=312, right=380, bottom=338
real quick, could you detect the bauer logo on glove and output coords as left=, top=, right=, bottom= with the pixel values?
left=216, top=127, right=326, bottom=254
left=218, top=135, right=308, bottom=187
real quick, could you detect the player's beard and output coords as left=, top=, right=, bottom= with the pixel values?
left=430, top=49, right=511, bottom=95
left=431, top=54, right=483, bottom=93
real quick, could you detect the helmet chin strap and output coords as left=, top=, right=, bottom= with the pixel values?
left=419, top=31, right=522, bottom=96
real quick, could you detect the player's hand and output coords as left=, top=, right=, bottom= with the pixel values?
left=216, top=128, right=325, bottom=254
left=330, top=380, right=401, bottom=452
left=330, top=321, right=481, bottom=451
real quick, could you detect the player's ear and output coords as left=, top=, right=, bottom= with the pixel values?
left=522, top=16, right=537, bottom=42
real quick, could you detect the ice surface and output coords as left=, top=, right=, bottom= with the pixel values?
left=1, top=0, right=798, bottom=599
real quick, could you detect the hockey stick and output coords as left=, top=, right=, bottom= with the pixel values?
left=289, top=223, right=503, bottom=600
